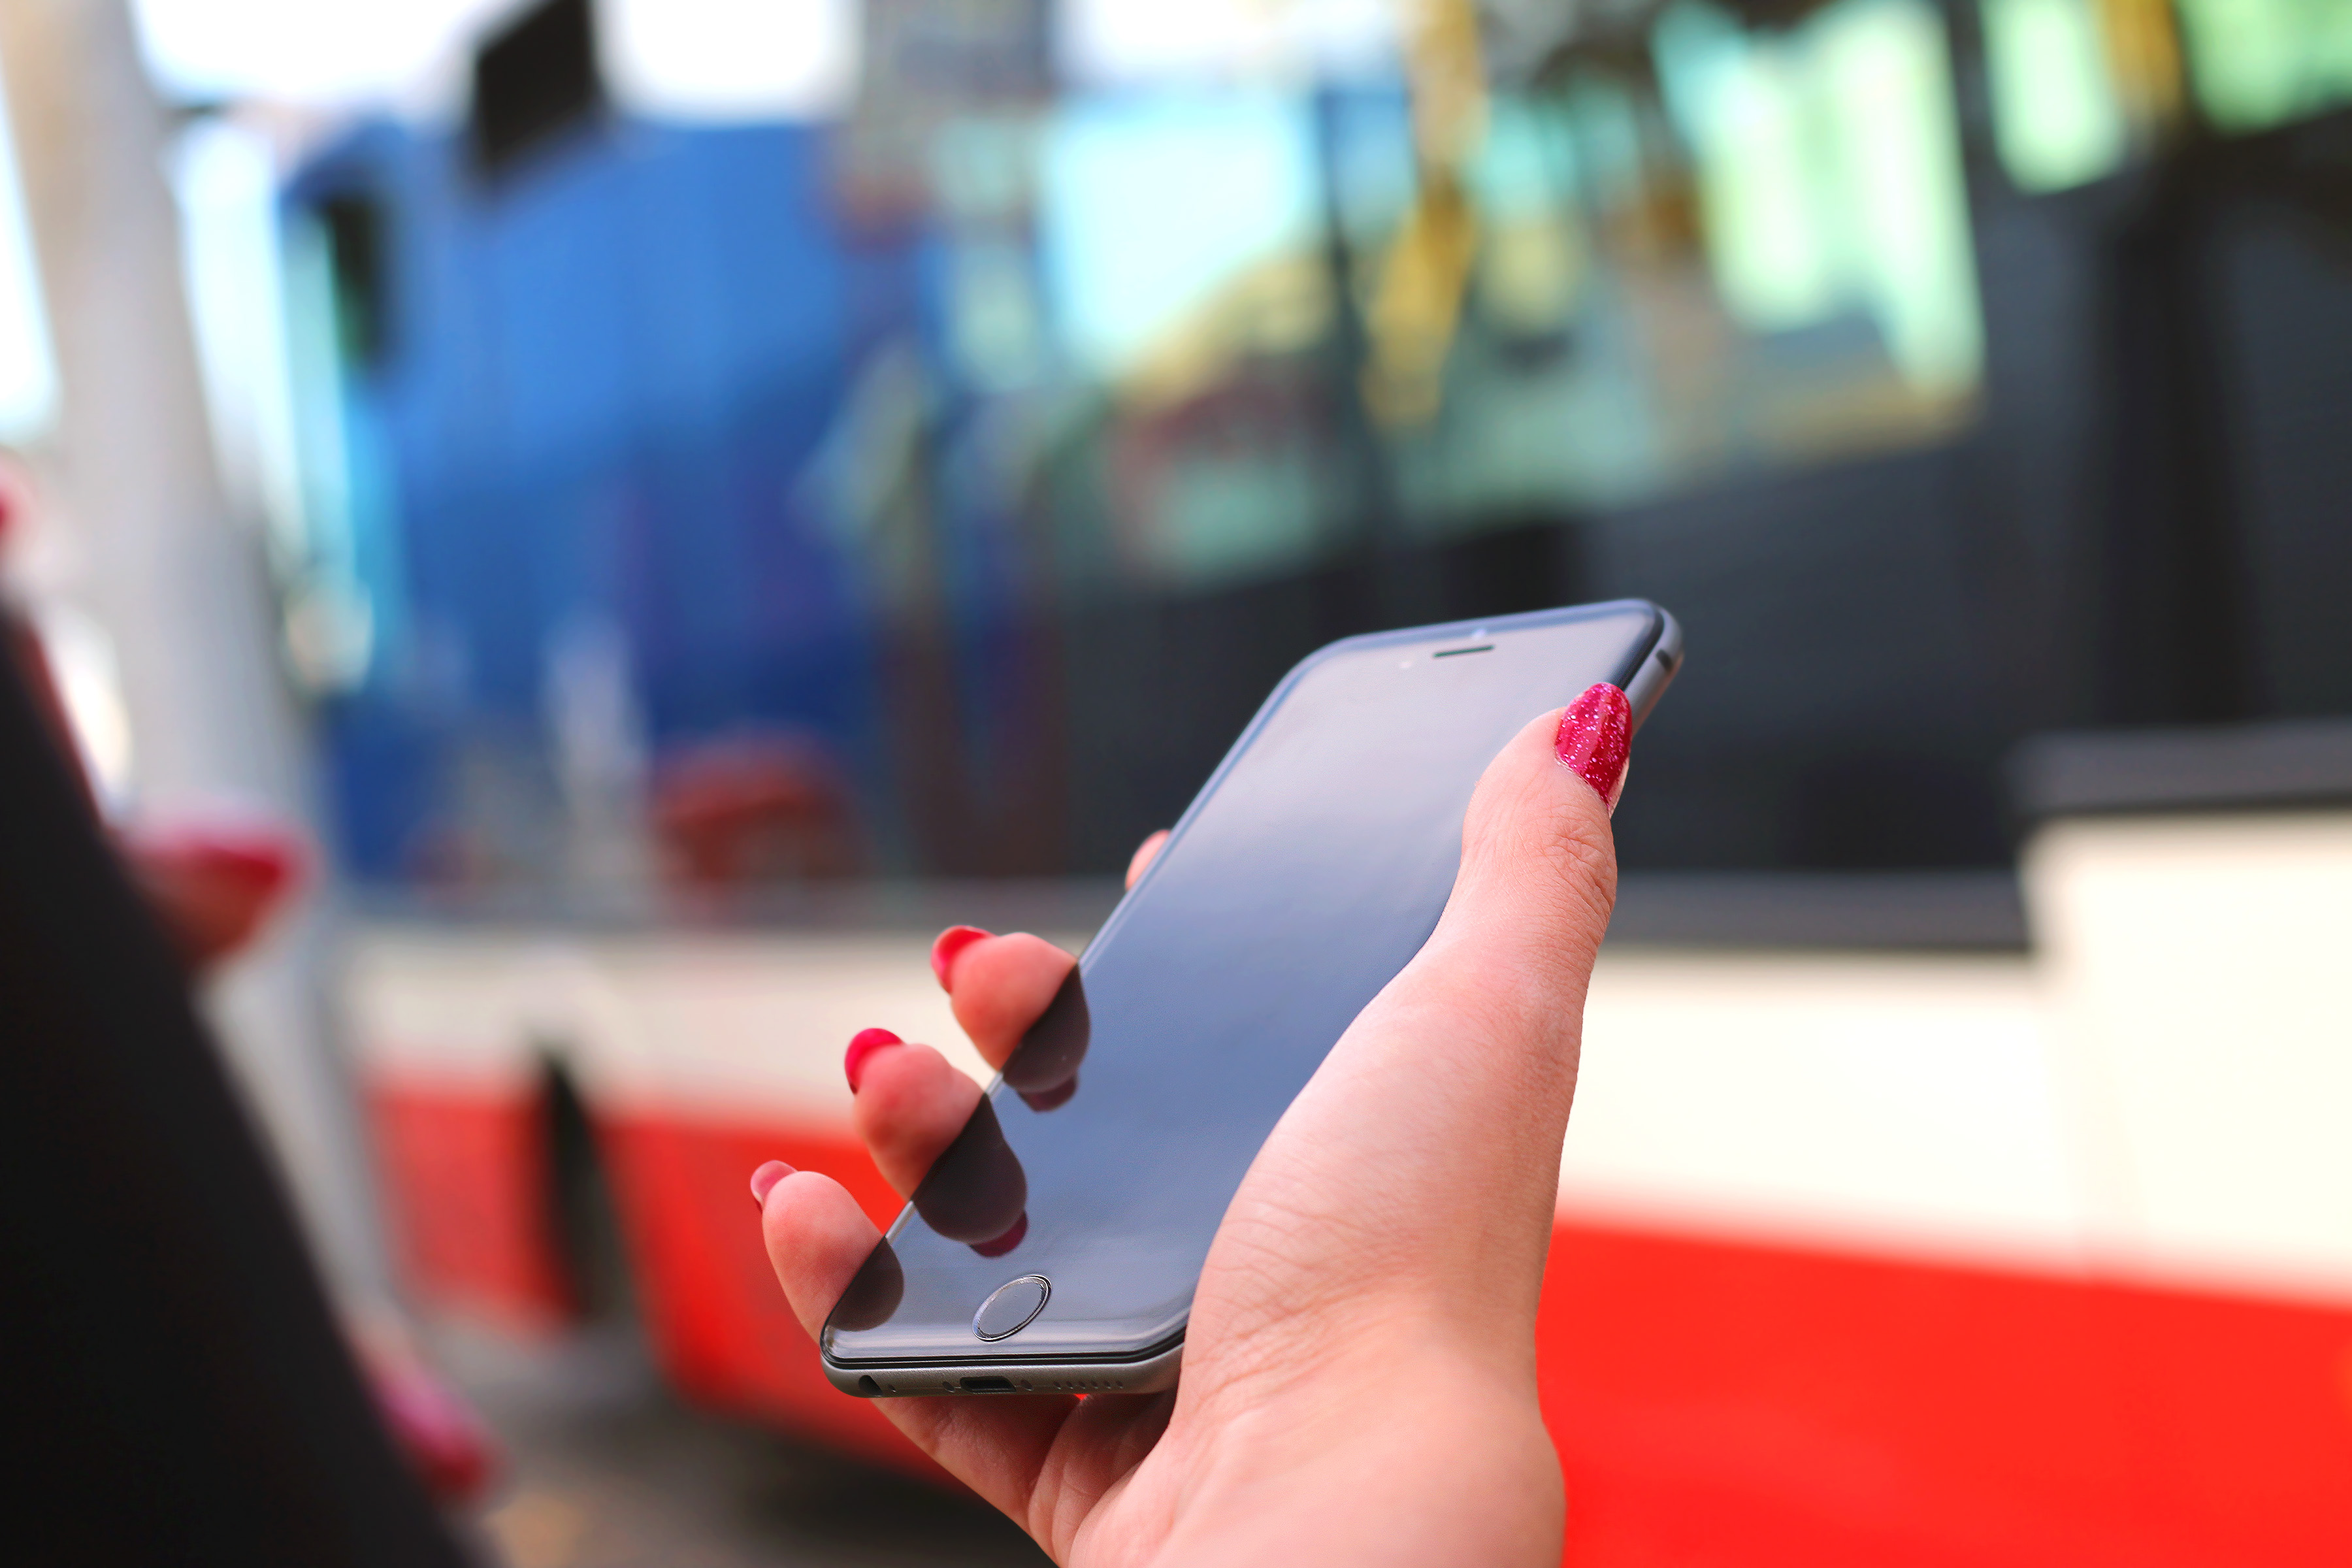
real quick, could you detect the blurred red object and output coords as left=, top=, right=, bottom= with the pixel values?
left=349, top=1316, right=498, bottom=1504
left=652, top=732, right=863, bottom=887
left=372, top=1362, right=496, bottom=1502
left=0, top=450, right=31, bottom=543
left=122, top=819, right=306, bottom=968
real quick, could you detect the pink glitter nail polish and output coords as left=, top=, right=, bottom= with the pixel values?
left=1556, top=683, right=1631, bottom=806
left=843, top=1027, right=902, bottom=1091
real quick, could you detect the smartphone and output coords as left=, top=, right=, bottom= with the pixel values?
left=821, top=600, right=1681, bottom=1397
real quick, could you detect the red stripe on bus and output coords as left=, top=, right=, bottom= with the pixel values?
left=370, top=1083, right=2352, bottom=1561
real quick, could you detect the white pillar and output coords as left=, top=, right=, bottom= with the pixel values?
left=0, top=0, right=395, bottom=1307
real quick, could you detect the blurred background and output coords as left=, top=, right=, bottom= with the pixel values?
left=1, top=0, right=2349, bottom=1561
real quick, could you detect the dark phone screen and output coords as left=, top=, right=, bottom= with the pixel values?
left=823, top=603, right=1661, bottom=1367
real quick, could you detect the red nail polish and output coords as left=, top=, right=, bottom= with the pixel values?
left=749, top=1160, right=793, bottom=1207
left=1019, top=1075, right=1077, bottom=1113
left=844, top=1027, right=902, bottom=1091
left=970, top=1213, right=1027, bottom=1258
left=1556, top=683, right=1631, bottom=806
left=931, top=926, right=991, bottom=988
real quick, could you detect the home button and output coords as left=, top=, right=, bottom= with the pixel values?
left=973, top=1275, right=1051, bottom=1341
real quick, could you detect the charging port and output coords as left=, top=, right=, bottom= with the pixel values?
left=960, top=1376, right=1016, bottom=1393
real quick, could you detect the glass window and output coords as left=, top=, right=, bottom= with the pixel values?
left=1656, top=0, right=1982, bottom=397
left=1982, top=0, right=2131, bottom=190
left=2176, top=0, right=2352, bottom=133
left=1039, top=93, right=1324, bottom=383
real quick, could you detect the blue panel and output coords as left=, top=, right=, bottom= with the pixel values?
left=293, top=117, right=924, bottom=881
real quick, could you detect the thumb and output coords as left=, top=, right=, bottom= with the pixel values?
left=1199, top=687, right=1629, bottom=1352
left=1368, top=683, right=1625, bottom=1174
left=1432, top=682, right=1627, bottom=1000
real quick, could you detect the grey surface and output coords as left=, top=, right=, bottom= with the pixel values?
left=436, top=1325, right=1051, bottom=1568
left=2010, top=717, right=2352, bottom=818
left=1606, top=870, right=2028, bottom=952
left=354, top=879, right=1129, bottom=938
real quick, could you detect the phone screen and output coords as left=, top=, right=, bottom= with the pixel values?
left=823, top=602, right=1664, bottom=1370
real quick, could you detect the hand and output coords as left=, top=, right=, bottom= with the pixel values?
left=755, top=687, right=1633, bottom=1567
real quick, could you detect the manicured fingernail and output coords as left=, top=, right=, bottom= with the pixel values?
left=1556, top=683, right=1632, bottom=808
left=931, top=926, right=991, bottom=988
left=970, top=1213, right=1027, bottom=1258
left=844, top=1027, right=902, bottom=1091
left=749, top=1160, right=794, bottom=1207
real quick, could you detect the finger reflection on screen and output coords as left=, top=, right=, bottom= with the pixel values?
left=1005, top=968, right=1088, bottom=1113
left=830, top=1237, right=904, bottom=1331
left=911, top=1096, right=1028, bottom=1247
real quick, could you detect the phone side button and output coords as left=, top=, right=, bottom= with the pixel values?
left=974, top=1275, right=1052, bottom=1341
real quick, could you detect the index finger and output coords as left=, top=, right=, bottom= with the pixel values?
left=930, top=823, right=1163, bottom=1076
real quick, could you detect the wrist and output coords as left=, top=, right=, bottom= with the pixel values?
left=1158, top=1342, right=1561, bottom=1568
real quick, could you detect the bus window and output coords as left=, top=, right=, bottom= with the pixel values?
left=1654, top=0, right=1982, bottom=402
left=2176, top=0, right=2352, bottom=133
left=1982, top=0, right=2132, bottom=190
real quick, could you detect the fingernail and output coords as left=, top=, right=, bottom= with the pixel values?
left=844, top=1027, right=902, bottom=1091
left=930, top=926, right=991, bottom=988
left=970, top=1213, right=1027, bottom=1258
left=1018, top=1075, right=1077, bottom=1113
left=749, top=1160, right=794, bottom=1207
left=1556, top=683, right=1632, bottom=808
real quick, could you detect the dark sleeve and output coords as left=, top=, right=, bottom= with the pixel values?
left=0, top=653, right=469, bottom=1567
